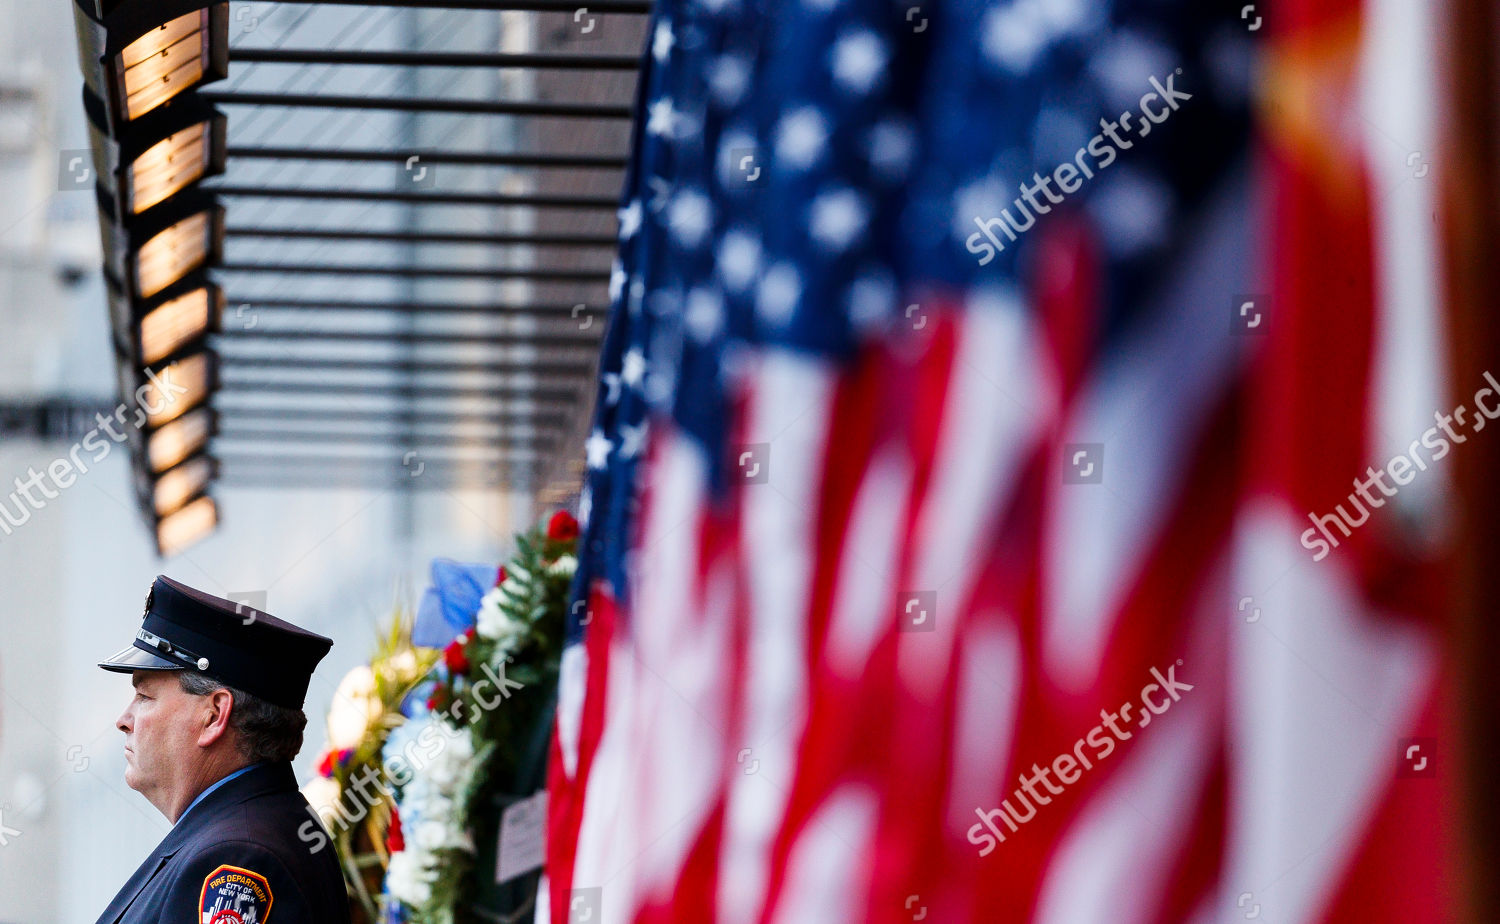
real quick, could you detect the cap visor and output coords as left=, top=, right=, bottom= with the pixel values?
left=98, top=643, right=182, bottom=673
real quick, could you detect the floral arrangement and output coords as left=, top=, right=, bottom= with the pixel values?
left=305, top=511, right=579, bottom=924
left=381, top=715, right=477, bottom=918
left=302, top=613, right=437, bottom=924
left=384, top=510, right=577, bottom=922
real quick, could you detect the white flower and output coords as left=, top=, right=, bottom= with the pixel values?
left=475, top=585, right=528, bottom=650
left=426, top=747, right=472, bottom=791
left=504, top=563, right=532, bottom=585
left=414, top=819, right=466, bottom=852
left=386, top=850, right=437, bottom=906
left=388, top=649, right=419, bottom=676
left=326, top=666, right=381, bottom=749
left=383, top=713, right=480, bottom=911
left=488, top=619, right=528, bottom=652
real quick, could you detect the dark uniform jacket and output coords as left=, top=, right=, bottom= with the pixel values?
left=95, top=761, right=350, bottom=924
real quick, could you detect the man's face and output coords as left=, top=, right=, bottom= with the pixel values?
left=116, top=670, right=203, bottom=801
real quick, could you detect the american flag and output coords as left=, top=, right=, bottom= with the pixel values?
left=544, top=0, right=1457, bottom=922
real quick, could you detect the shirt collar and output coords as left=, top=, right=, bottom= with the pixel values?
left=177, top=762, right=264, bottom=825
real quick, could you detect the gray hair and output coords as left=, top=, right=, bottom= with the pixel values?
left=177, top=672, right=307, bottom=764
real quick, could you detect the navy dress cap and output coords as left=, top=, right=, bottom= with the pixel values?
left=98, top=576, right=333, bottom=710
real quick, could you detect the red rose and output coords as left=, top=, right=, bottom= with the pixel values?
left=443, top=632, right=471, bottom=674
left=496, top=565, right=508, bottom=587
left=386, top=805, right=405, bottom=853
left=547, top=510, right=580, bottom=542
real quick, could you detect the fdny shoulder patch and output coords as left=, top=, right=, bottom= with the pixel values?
left=199, top=864, right=274, bottom=924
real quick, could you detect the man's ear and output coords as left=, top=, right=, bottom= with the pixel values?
left=198, top=687, right=235, bottom=748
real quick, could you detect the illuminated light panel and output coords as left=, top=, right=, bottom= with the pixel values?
left=142, top=351, right=211, bottom=428
left=157, top=494, right=216, bottom=556
left=153, top=457, right=213, bottom=516
left=119, top=11, right=208, bottom=120
left=127, top=121, right=208, bottom=214
left=134, top=210, right=210, bottom=298
left=139, top=286, right=213, bottom=365
left=147, top=408, right=212, bottom=473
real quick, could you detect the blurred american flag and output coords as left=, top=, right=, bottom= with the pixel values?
left=544, top=0, right=1459, bottom=922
